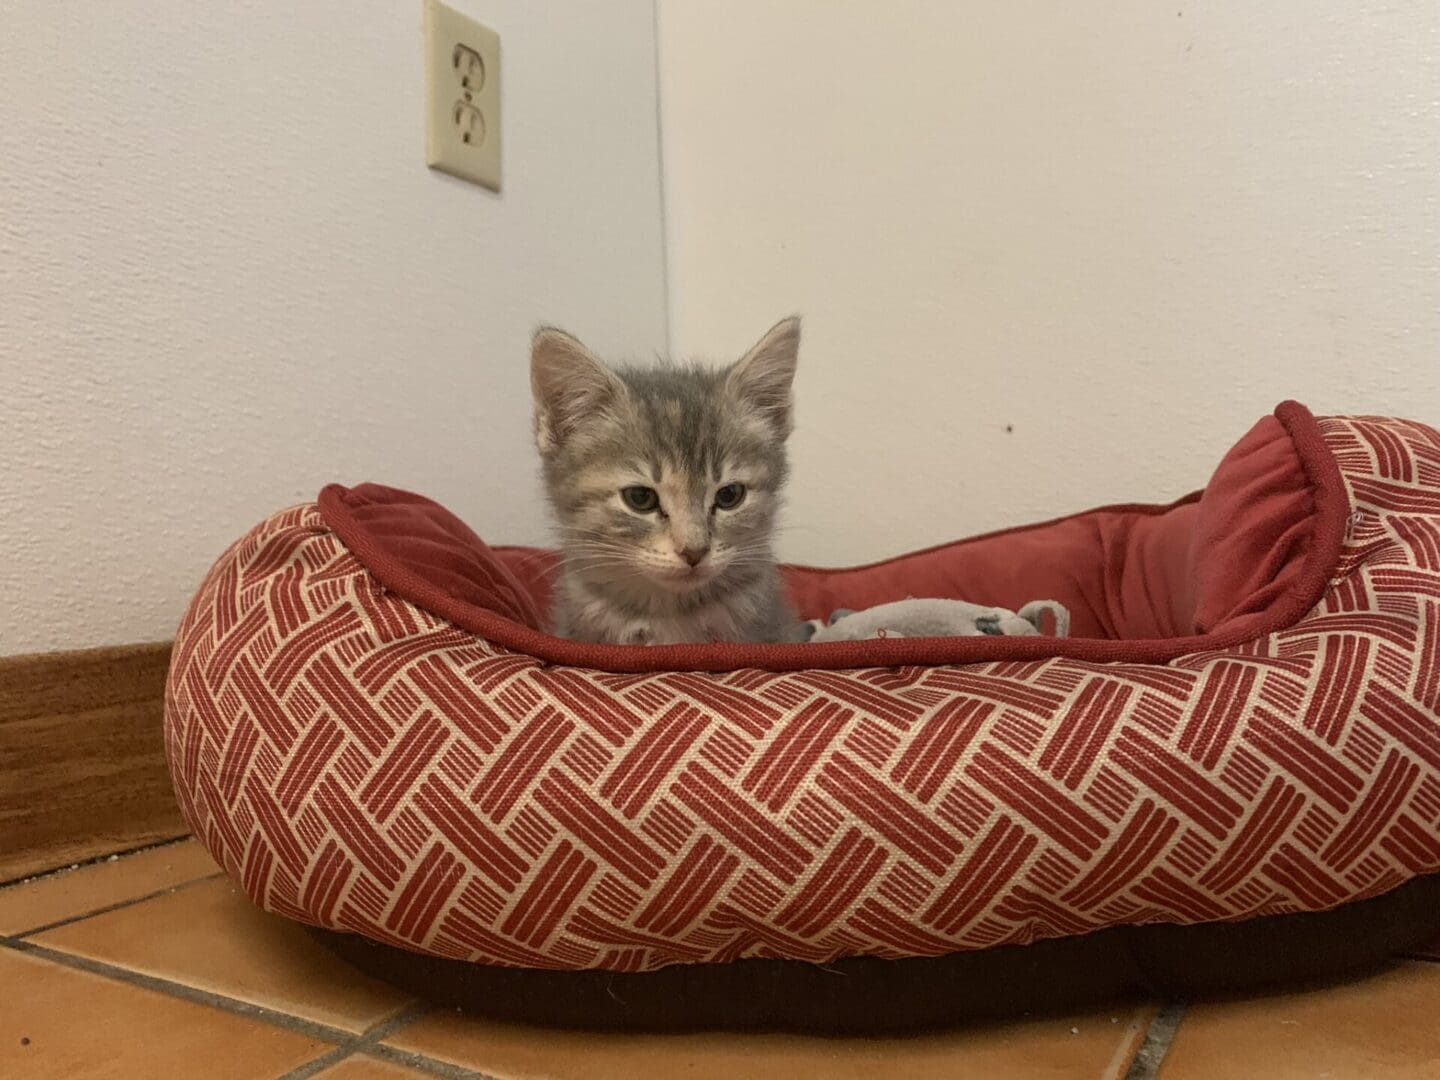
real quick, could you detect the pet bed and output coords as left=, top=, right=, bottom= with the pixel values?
left=164, top=402, right=1440, bottom=1024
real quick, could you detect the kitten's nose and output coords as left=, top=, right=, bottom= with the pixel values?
left=679, top=544, right=710, bottom=567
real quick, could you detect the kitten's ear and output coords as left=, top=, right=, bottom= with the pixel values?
left=727, top=316, right=801, bottom=439
left=530, top=327, right=624, bottom=455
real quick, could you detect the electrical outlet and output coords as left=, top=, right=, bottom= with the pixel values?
left=424, top=0, right=500, bottom=191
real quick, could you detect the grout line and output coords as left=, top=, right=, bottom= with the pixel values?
left=13, top=872, right=227, bottom=939
left=1099, top=1003, right=1163, bottom=1080
left=0, top=833, right=195, bottom=891
left=5, top=933, right=487, bottom=1079
left=273, top=1044, right=357, bottom=1080
left=364, top=1041, right=500, bottom=1080
left=0, top=937, right=357, bottom=1045
left=1121, top=1001, right=1187, bottom=1080
left=355, top=1001, right=436, bottom=1043
left=275, top=1002, right=439, bottom=1080
left=3, top=854, right=491, bottom=1079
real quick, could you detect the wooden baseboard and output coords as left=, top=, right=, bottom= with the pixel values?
left=0, top=642, right=188, bottom=883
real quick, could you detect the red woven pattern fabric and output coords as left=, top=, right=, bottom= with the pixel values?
left=164, top=414, right=1440, bottom=971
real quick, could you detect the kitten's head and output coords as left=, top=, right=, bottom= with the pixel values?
left=530, top=317, right=800, bottom=597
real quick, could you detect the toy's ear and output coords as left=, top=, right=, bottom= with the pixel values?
left=530, top=327, right=625, bottom=456
left=1018, top=600, right=1071, bottom=638
left=727, top=316, right=800, bottom=439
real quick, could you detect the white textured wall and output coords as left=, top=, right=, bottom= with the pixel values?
left=658, top=2, right=1440, bottom=566
left=1, top=0, right=669, bottom=655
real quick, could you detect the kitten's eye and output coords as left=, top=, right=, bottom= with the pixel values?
left=714, top=483, right=746, bottom=511
left=621, top=486, right=660, bottom=513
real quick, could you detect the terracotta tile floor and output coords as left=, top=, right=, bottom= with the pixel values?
left=2, top=840, right=1438, bottom=1079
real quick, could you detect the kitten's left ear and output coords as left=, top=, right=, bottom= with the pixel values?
left=728, top=316, right=801, bottom=439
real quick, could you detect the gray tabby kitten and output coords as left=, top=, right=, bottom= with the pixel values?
left=530, top=317, right=805, bottom=646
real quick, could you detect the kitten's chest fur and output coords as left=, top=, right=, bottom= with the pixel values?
left=552, top=568, right=797, bottom=645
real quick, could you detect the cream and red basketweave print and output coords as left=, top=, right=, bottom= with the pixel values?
left=165, top=415, right=1440, bottom=972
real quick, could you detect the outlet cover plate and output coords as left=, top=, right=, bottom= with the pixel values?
left=424, top=0, right=501, bottom=191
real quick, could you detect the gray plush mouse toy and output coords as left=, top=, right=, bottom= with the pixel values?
left=803, top=598, right=1070, bottom=642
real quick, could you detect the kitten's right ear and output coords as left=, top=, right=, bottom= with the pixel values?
left=530, top=327, right=623, bottom=455
left=728, top=315, right=801, bottom=440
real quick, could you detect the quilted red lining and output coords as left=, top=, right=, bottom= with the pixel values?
left=318, top=401, right=1347, bottom=674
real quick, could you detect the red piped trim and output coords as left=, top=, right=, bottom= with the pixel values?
left=318, top=402, right=1347, bottom=674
